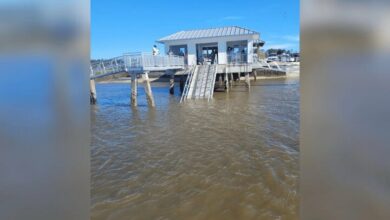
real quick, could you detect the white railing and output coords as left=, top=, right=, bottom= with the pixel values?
left=90, top=56, right=126, bottom=77
left=123, top=52, right=185, bottom=70
left=252, top=55, right=282, bottom=71
left=123, top=52, right=143, bottom=70
left=227, top=53, right=248, bottom=64
left=90, top=52, right=185, bottom=78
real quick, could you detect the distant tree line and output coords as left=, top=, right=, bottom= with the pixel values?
left=265, top=49, right=299, bottom=57
left=266, top=49, right=290, bottom=55
left=91, top=59, right=104, bottom=64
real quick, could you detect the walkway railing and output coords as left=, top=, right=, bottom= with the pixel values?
left=90, top=53, right=185, bottom=79
left=90, top=56, right=126, bottom=78
left=124, top=52, right=184, bottom=69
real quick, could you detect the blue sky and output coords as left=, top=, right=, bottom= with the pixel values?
left=91, top=0, right=299, bottom=59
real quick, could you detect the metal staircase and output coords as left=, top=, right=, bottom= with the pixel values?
left=180, top=64, right=217, bottom=102
left=180, top=66, right=196, bottom=103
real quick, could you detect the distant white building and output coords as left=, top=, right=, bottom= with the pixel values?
left=157, top=26, right=264, bottom=66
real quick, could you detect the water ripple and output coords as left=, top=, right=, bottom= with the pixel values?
left=91, top=79, right=300, bottom=220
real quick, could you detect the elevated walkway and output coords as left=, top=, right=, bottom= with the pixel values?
left=90, top=56, right=127, bottom=79
left=90, top=52, right=185, bottom=79
left=180, top=64, right=217, bottom=102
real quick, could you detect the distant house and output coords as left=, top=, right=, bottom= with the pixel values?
left=157, top=26, right=264, bottom=66
left=267, top=56, right=279, bottom=62
left=291, top=52, right=300, bottom=62
left=280, top=54, right=290, bottom=62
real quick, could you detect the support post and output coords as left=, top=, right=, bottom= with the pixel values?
left=253, top=69, right=257, bottom=81
left=226, top=65, right=233, bottom=87
left=101, top=62, right=106, bottom=74
left=230, top=72, right=234, bottom=87
left=238, top=66, right=241, bottom=82
left=169, top=70, right=175, bottom=95
left=226, top=65, right=230, bottom=86
left=90, top=79, right=97, bottom=104
left=131, top=72, right=137, bottom=106
left=179, top=75, right=185, bottom=94
left=114, top=58, right=118, bottom=72
left=225, top=71, right=229, bottom=92
left=245, top=72, right=251, bottom=90
left=143, top=71, right=155, bottom=107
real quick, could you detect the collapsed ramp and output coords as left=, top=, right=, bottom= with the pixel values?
left=251, top=58, right=286, bottom=75
left=180, top=65, right=217, bottom=102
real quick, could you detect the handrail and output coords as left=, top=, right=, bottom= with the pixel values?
left=91, top=53, right=185, bottom=78
left=180, top=66, right=196, bottom=103
left=208, top=64, right=217, bottom=101
left=123, top=53, right=185, bottom=69
left=90, top=56, right=126, bottom=78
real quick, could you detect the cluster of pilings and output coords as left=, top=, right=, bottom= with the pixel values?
left=89, top=71, right=156, bottom=107
left=254, top=68, right=286, bottom=77
left=89, top=66, right=285, bottom=105
left=215, top=70, right=253, bottom=92
left=217, top=67, right=286, bottom=92
left=90, top=70, right=182, bottom=107
left=130, top=72, right=155, bottom=107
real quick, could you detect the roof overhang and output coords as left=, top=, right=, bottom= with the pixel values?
left=253, top=40, right=265, bottom=47
left=157, top=26, right=260, bottom=44
left=157, top=34, right=259, bottom=44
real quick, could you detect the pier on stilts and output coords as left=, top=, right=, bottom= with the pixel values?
left=90, top=54, right=286, bottom=105
left=90, top=52, right=185, bottom=106
left=90, top=27, right=289, bottom=105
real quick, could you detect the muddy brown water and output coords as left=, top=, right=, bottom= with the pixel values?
left=91, top=78, right=300, bottom=220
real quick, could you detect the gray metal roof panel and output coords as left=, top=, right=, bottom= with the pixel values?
left=158, top=26, right=259, bottom=42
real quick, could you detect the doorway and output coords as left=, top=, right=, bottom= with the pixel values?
left=196, top=43, right=218, bottom=65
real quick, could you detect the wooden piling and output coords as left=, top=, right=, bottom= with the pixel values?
left=226, top=65, right=232, bottom=86
left=169, top=70, right=175, bottom=95
left=252, top=69, right=257, bottom=81
left=225, top=71, right=229, bottom=92
left=226, top=65, right=231, bottom=87
left=245, top=72, right=250, bottom=90
left=131, top=73, right=137, bottom=106
left=143, top=71, right=155, bottom=107
left=90, top=79, right=97, bottom=104
left=179, top=75, right=185, bottom=94
left=230, top=72, right=234, bottom=87
left=238, top=67, right=241, bottom=82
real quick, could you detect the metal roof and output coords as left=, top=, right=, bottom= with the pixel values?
left=158, top=26, right=259, bottom=42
